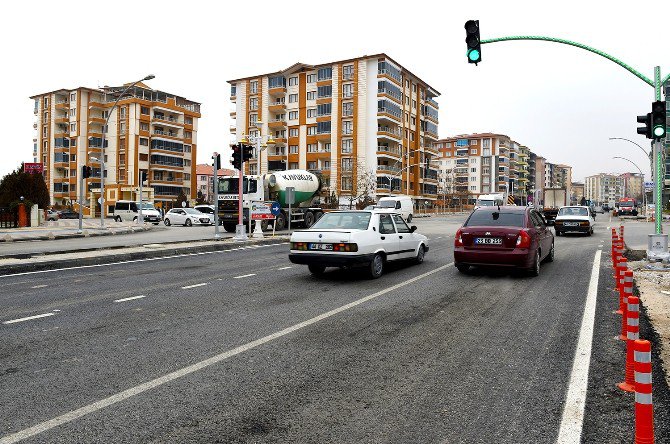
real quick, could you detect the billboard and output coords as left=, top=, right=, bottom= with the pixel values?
left=24, top=163, right=43, bottom=174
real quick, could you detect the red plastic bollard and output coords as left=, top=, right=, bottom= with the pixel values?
left=634, top=339, right=654, bottom=444
left=616, top=258, right=627, bottom=292
left=620, top=224, right=625, bottom=245
left=619, top=270, right=634, bottom=338
left=618, top=296, right=639, bottom=392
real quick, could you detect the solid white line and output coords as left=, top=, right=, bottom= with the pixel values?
left=31, top=285, right=48, bottom=289
left=233, top=273, right=256, bottom=279
left=277, top=266, right=292, bottom=270
left=181, top=283, right=207, bottom=289
left=3, top=312, right=55, bottom=325
left=0, top=243, right=289, bottom=279
left=113, top=295, right=146, bottom=303
left=556, top=250, right=602, bottom=444
left=0, top=262, right=452, bottom=444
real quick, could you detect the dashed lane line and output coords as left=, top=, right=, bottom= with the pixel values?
left=3, top=312, right=56, bottom=325
left=0, top=262, right=452, bottom=444
left=31, top=285, right=48, bottom=289
left=181, top=283, right=208, bottom=289
left=277, top=266, right=292, bottom=270
left=113, top=295, right=146, bottom=303
left=233, top=273, right=256, bottom=279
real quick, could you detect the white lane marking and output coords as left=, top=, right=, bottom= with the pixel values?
left=436, top=236, right=443, bottom=239
left=233, top=273, right=256, bottom=279
left=0, top=262, right=452, bottom=444
left=113, top=295, right=146, bottom=303
left=31, top=285, right=48, bottom=289
left=181, top=283, right=207, bottom=289
left=277, top=266, right=292, bottom=270
left=0, top=243, right=289, bottom=279
left=556, top=250, right=602, bottom=444
left=3, top=312, right=55, bottom=325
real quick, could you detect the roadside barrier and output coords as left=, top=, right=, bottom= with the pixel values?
left=620, top=224, right=625, bottom=246
left=618, top=296, right=639, bottom=392
left=634, top=339, right=654, bottom=444
left=616, top=257, right=628, bottom=294
left=619, top=270, right=634, bottom=340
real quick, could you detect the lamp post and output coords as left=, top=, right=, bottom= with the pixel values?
left=239, top=124, right=275, bottom=237
left=96, top=74, right=155, bottom=228
left=613, top=156, right=648, bottom=221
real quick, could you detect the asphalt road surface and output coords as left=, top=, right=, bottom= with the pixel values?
left=0, top=217, right=666, bottom=443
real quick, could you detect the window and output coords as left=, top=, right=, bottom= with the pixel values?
left=393, top=214, right=411, bottom=233
left=470, top=177, right=477, bottom=182
left=483, top=148, right=491, bottom=156
left=307, top=74, right=316, bottom=83
left=317, top=121, right=331, bottom=134
left=471, top=149, right=477, bottom=154
left=470, top=167, right=477, bottom=173
left=249, top=113, right=258, bottom=126
left=470, top=158, right=476, bottom=163
left=289, top=111, right=299, bottom=120
left=307, top=126, right=317, bottom=135
left=289, top=145, right=298, bottom=154
left=470, top=185, right=477, bottom=191
left=71, top=139, right=76, bottom=147
left=341, top=157, right=353, bottom=171
left=341, top=139, right=353, bottom=153
left=379, top=214, right=396, bottom=234
left=288, top=76, right=298, bottom=86
left=43, top=97, right=49, bottom=107
left=140, top=122, right=149, bottom=131
left=250, top=81, right=258, bottom=94
left=323, top=160, right=331, bottom=169
left=289, top=94, right=298, bottom=103
left=341, top=176, right=352, bottom=191
left=307, top=108, right=317, bottom=118
left=120, top=107, right=127, bottom=118
left=342, top=102, right=353, bottom=117
left=289, top=162, right=299, bottom=169
left=317, top=67, right=332, bottom=81
left=306, top=91, right=316, bottom=101
left=342, top=121, right=353, bottom=135
left=140, top=153, right=148, bottom=161
left=289, top=128, right=299, bottom=137
left=69, top=108, right=75, bottom=117
left=469, top=139, right=478, bottom=145
left=342, top=64, right=354, bottom=80
left=70, top=92, right=76, bottom=101
left=141, top=106, right=149, bottom=115
left=317, top=103, right=331, bottom=116
left=482, top=139, right=491, bottom=148
left=307, top=143, right=317, bottom=153
left=412, top=100, right=417, bottom=109
left=317, top=85, right=332, bottom=98
left=342, top=83, right=354, bottom=98
left=274, top=130, right=286, bottom=138
left=70, top=123, right=76, bottom=132
left=184, top=116, right=193, bottom=125
left=411, top=116, right=416, bottom=126
left=323, top=143, right=331, bottom=152
left=307, top=161, right=317, bottom=170
left=249, top=97, right=258, bottom=110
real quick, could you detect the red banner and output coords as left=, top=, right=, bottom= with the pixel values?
left=24, top=163, right=44, bottom=174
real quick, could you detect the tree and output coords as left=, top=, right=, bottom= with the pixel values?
left=175, top=190, right=189, bottom=208
left=340, top=169, right=376, bottom=210
left=195, top=190, right=208, bottom=205
left=0, top=163, right=49, bottom=208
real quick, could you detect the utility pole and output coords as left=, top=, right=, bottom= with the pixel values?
left=213, top=152, right=221, bottom=239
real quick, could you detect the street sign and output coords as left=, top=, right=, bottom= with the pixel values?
left=24, top=163, right=43, bottom=174
left=251, top=201, right=275, bottom=220
left=644, top=181, right=654, bottom=192
left=286, top=187, right=295, bottom=205
left=270, top=201, right=281, bottom=216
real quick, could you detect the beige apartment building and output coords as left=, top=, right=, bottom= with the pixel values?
left=585, top=173, right=624, bottom=206
left=31, top=83, right=200, bottom=216
left=227, top=54, right=441, bottom=206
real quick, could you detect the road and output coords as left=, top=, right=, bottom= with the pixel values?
left=0, top=216, right=665, bottom=443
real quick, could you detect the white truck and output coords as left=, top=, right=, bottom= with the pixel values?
left=475, top=193, right=505, bottom=208
left=217, top=169, right=324, bottom=232
left=541, top=188, right=568, bottom=225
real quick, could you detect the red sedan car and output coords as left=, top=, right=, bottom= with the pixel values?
left=454, top=206, right=554, bottom=276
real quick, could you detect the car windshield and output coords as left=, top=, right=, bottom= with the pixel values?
left=183, top=208, right=201, bottom=214
left=558, top=207, right=588, bottom=216
left=465, top=211, right=525, bottom=227
left=139, top=203, right=155, bottom=210
left=377, top=201, right=396, bottom=208
left=311, top=212, right=371, bottom=230
left=476, top=200, right=494, bottom=206
left=619, top=202, right=634, bottom=207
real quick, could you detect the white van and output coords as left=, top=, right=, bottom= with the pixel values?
left=475, top=193, right=505, bottom=209
left=377, top=195, right=414, bottom=222
left=113, top=201, right=162, bottom=224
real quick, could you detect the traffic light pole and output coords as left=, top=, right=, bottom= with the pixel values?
left=213, top=152, right=221, bottom=240
left=234, top=157, right=247, bottom=241
left=138, top=173, right=143, bottom=225
left=77, top=168, right=84, bottom=234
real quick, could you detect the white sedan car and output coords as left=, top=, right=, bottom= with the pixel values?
left=163, top=208, right=213, bottom=227
left=289, top=209, right=429, bottom=278
left=553, top=205, right=595, bottom=236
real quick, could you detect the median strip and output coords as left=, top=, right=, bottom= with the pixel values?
left=3, top=312, right=56, bottom=325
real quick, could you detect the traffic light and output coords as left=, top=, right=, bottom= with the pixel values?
left=231, top=144, right=242, bottom=170
left=81, top=165, right=92, bottom=178
left=212, top=153, right=221, bottom=170
left=651, top=100, right=666, bottom=140
left=637, top=113, right=652, bottom=139
left=464, top=20, right=481, bottom=64
left=242, top=144, right=254, bottom=162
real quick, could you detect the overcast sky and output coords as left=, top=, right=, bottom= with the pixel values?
left=3, top=0, right=667, bottom=183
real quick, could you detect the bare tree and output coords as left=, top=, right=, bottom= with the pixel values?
left=340, top=169, right=377, bottom=209
left=438, top=168, right=456, bottom=213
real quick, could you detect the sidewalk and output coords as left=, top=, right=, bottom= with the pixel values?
left=0, top=220, right=154, bottom=242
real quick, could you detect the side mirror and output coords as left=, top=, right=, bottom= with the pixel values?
left=410, top=226, right=417, bottom=233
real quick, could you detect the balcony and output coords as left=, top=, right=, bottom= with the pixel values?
left=269, top=118, right=287, bottom=128
left=153, top=130, right=181, bottom=139
left=88, top=98, right=105, bottom=109
left=426, top=97, right=439, bottom=109
left=230, top=125, right=237, bottom=133
left=268, top=85, right=287, bottom=96
left=377, top=145, right=402, bottom=158
left=377, top=126, right=402, bottom=141
left=377, top=108, right=401, bottom=122
left=55, top=116, right=69, bottom=124
left=89, top=117, right=105, bottom=125
left=376, top=164, right=401, bottom=173
left=152, top=114, right=182, bottom=126
left=55, top=100, right=69, bottom=110
left=268, top=101, right=286, bottom=112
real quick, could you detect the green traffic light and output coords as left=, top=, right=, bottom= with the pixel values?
left=653, top=125, right=665, bottom=137
left=468, top=49, right=480, bottom=61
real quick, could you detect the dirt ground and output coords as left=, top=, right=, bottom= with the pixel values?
left=628, top=259, right=670, bottom=387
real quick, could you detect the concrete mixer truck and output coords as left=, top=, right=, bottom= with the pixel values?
left=217, top=169, right=324, bottom=232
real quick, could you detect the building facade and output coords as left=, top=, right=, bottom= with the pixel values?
left=571, top=182, right=585, bottom=205
left=584, top=173, right=625, bottom=206
left=31, top=83, right=200, bottom=216
left=619, top=172, right=644, bottom=202
left=227, top=54, right=441, bottom=206
left=195, top=164, right=236, bottom=204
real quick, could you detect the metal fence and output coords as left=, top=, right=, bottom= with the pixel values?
left=0, top=207, right=18, bottom=228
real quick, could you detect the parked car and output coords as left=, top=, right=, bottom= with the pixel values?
left=56, top=209, right=80, bottom=219
left=163, top=208, right=213, bottom=226
left=454, top=206, right=554, bottom=276
left=194, top=204, right=215, bottom=215
left=46, top=209, right=60, bottom=221
left=113, top=201, right=162, bottom=224
left=289, top=209, right=428, bottom=278
left=554, top=206, right=595, bottom=236
left=376, top=195, right=414, bottom=222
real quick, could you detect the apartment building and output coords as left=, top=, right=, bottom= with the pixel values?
left=618, top=172, right=644, bottom=201
left=571, top=182, right=585, bottom=205
left=227, top=54, right=441, bottom=206
left=195, top=164, right=236, bottom=204
left=585, top=173, right=624, bottom=206
left=31, top=83, right=200, bottom=216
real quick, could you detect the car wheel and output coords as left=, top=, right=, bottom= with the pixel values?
left=589, top=227, right=594, bottom=236
left=275, top=212, right=286, bottom=231
left=407, top=214, right=413, bottom=223
left=185, top=219, right=192, bottom=227
left=368, top=253, right=384, bottom=279
left=115, top=216, right=122, bottom=222
left=308, top=264, right=326, bottom=275
left=303, top=211, right=315, bottom=228
left=133, top=217, right=138, bottom=223
left=164, top=219, right=171, bottom=226
left=528, top=250, right=540, bottom=277
left=555, top=230, right=561, bottom=236
left=456, top=264, right=469, bottom=274
left=544, top=241, right=554, bottom=263
left=414, top=244, right=425, bottom=265
left=223, top=224, right=236, bottom=233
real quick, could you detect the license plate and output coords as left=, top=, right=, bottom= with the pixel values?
left=309, top=243, right=333, bottom=251
left=564, top=222, right=578, bottom=226
left=474, top=237, right=502, bottom=245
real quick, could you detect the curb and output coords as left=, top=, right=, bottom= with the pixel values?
left=0, top=225, right=154, bottom=243
left=0, top=236, right=291, bottom=276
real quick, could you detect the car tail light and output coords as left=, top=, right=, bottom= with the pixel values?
left=333, top=243, right=358, bottom=252
left=580, top=221, right=589, bottom=226
left=454, top=228, right=463, bottom=247
left=516, top=229, right=531, bottom=248
left=290, top=242, right=308, bottom=251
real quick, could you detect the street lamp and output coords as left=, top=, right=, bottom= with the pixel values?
left=95, top=74, right=155, bottom=228
left=608, top=137, right=650, bottom=158
left=613, top=156, right=648, bottom=221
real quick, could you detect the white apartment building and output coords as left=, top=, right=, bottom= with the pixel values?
left=227, top=54, right=441, bottom=206
left=585, top=173, right=624, bottom=206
